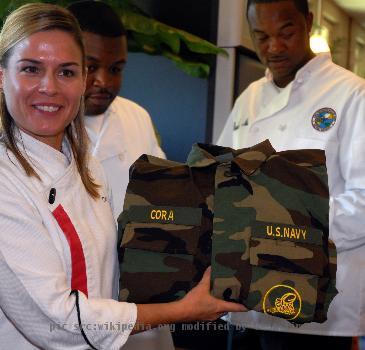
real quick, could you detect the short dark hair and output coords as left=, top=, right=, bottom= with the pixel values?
left=246, top=0, right=309, bottom=18
left=67, top=0, right=126, bottom=37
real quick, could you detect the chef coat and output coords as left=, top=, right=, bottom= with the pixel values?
left=0, top=130, right=137, bottom=349
left=84, top=96, right=166, bottom=220
left=218, top=53, right=365, bottom=336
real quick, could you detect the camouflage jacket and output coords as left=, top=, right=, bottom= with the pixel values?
left=118, top=140, right=337, bottom=324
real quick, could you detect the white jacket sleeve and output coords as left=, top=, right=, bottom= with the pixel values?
left=0, top=182, right=136, bottom=350
left=329, top=88, right=365, bottom=253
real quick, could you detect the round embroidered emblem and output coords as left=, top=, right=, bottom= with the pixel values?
left=311, top=108, right=337, bottom=132
left=263, top=284, right=302, bottom=321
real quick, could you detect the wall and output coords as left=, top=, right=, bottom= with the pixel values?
left=349, top=22, right=365, bottom=77
left=122, top=53, right=208, bottom=162
left=310, top=0, right=365, bottom=71
left=321, top=0, right=350, bottom=67
left=217, top=0, right=253, bottom=50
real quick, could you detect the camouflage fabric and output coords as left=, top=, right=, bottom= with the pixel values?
left=208, top=141, right=337, bottom=324
left=118, top=155, right=213, bottom=304
left=118, top=140, right=337, bottom=324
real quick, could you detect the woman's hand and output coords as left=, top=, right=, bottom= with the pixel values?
left=178, top=266, right=246, bottom=322
left=134, top=266, right=246, bottom=333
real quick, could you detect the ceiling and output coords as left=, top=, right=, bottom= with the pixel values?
left=334, top=0, right=365, bottom=27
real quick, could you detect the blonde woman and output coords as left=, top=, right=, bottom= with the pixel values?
left=0, top=3, right=245, bottom=349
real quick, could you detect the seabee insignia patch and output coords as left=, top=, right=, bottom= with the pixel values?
left=263, top=284, right=302, bottom=320
left=311, top=107, right=337, bottom=132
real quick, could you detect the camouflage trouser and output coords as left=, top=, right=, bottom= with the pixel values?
left=118, top=140, right=337, bottom=324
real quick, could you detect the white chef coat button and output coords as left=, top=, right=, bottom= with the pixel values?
left=252, top=127, right=259, bottom=133
left=118, top=153, right=124, bottom=161
left=279, top=124, right=287, bottom=131
left=297, top=78, right=303, bottom=84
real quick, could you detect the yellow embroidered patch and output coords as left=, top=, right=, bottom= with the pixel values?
left=263, top=284, right=302, bottom=320
left=150, top=209, right=174, bottom=221
left=266, top=225, right=307, bottom=240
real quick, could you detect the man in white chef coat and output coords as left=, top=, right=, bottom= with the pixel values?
left=218, top=0, right=365, bottom=349
left=68, top=2, right=172, bottom=350
left=68, top=0, right=165, bottom=220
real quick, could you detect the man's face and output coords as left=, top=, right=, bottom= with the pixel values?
left=83, top=31, right=127, bottom=115
left=248, top=1, right=314, bottom=87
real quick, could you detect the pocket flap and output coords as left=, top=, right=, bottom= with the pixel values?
left=250, top=222, right=327, bottom=276
left=119, top=248, right=194, bottom=303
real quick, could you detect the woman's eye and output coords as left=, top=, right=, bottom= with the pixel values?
left=22, top=66, right=39, bottom=74
left=59, top=69, right=75, bottom=78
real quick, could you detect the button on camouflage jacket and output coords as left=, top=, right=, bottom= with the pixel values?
left=118, top=140, right=337, bottom=324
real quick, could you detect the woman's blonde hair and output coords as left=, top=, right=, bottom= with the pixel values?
left=0, top=3, right=100, bottom=198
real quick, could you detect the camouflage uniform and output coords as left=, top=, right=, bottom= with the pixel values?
left=118, top=140, right=337, bottom=324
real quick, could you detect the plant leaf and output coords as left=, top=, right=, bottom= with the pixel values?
left=162, top=51, right=210, bottom=79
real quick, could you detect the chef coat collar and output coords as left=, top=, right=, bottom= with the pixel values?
left=187, top=140, right=276, bottom=176
left=84, top=101, right=127, bottom=162
left=265, top=52, right=332, bottom=87
left=14, top=128, right=73, bottom=182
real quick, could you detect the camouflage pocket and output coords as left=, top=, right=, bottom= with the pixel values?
left=119, top=206, right=202, bottom=303
left=250, top=222, right=327, bottom=276
left=246, top=221, right=330, bottom=323
left=119, top=247, right=195, bottom=303
left=246, top=266, right=319, bottom=323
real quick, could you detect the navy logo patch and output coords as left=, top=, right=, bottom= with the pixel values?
left=311, top=108, right=337, bottom=132
left=263, top=284, right=302, bottom=320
